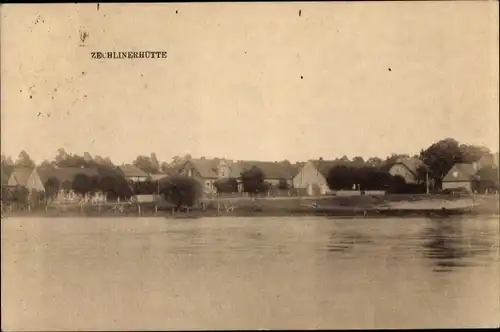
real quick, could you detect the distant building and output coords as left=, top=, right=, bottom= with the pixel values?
left=235, top=160, right=297, bottom=190
left=477, top=152, right=500, bottom=170
left=442, top=163, right=479, bottom=192
left=6, top=167, right=34, bottom=188
left=388, top=157, right=426, bottom=184
left=28, top=167, right=105, bottom=202
left=117, top=164, right=149, bottom=182
left=177, top=158, right=238, bottom=194
left=293, top=160, right=337, bottom=196
left=176, top=158, right=297, bottom=194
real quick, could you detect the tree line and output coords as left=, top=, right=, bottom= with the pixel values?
left=1, top=138, right=498, bottom=205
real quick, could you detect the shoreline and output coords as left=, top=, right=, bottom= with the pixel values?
left=2, top=207, right=498, bottom=219
left=2, top=194, right=498, bottom=219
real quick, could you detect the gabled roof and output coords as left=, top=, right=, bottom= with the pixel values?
left=478, top=153, right=500, bottom=169
left=36, top=167, right=100, bottom=184
left=1, top=166, right=14, bottom=186
left=443, top=163, right=479, bottom=182
left=117, top=164, right=149, bottom=178
left=185, top=158, right=220, bottom=178
left=1, top=165, right=15, bottom=184
left=390, top=157, right=426, bottom=176
left=162, top=165, right=184, bottom=177
left=236, top=160, right=297, bottom=180
left=7, top=167, right=34, bottom=186
left=310, top=160, right=340, bottom=178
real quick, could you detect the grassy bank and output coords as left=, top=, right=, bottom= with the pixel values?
left=2, top=194, right=498, bottom=218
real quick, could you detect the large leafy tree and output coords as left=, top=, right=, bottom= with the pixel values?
left=419, top=138, right=463, bottom=187
left=133, top=155, right=158, bottom=174
left=15, top=150, right=35, bottom=168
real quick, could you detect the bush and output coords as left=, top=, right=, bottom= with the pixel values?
left=214, top=178, right=238, bottom=193
left=278, top=179, right=290, bottom=190
left=160, top=176, right=203, bottom=208
left=44, top=177, right=60, bottom=199
left=98, top=175, right=133, bottom=199
left=240, top=167, right=268, bottom=194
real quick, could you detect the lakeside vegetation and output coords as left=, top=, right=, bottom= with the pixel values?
left=1, top=137, right=499, bottom=215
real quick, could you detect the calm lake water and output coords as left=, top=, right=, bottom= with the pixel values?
left=1, top=216, right=499, bottom=330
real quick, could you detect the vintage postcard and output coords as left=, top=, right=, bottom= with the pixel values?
left=1, top=2, right=499, bottom=331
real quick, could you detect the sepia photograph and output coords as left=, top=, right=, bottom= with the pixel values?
left=1, top=2, right=499, bottom=330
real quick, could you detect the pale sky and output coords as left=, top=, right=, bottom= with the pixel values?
left=1, top=2, right=499, bottom=164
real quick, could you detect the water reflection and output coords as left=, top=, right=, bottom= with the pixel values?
left=421, top=217, right=496, bottom=272
left=325, top=230, right=373, bottom=253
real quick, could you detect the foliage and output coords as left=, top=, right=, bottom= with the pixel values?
left=72, top=173, right=94, bottom=195
left=133, top=155, right=159, bottom=174
left=327, top=165, right=426, bottom=194
left=1, top=185, right=30, bottom=204
left=98, top=175, right=133, bottom=199
left=420, top=138, right=491, bottom=188
left=240, top=166, right=269, bottom=193
left=160, top=176, right=202, bottom=208
left=476, top=166, right=499, bottom=192
left=214, top=178, right=239, bottom=193
left=15, top=150, right=35, bottom=169
left=61, top=180, right=73, bottom=191
left=44, top=177, right=61, bottom=199
left=278, top=179, right=290, bottom=190
left=132, top=180, right=158, bottom=195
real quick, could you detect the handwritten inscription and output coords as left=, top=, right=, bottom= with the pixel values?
left=91, top=51, right=168, bottom=59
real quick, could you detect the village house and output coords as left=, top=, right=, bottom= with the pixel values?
left=1, top=165, right=14, bottom=187
left=27, top=167, right=105, bottom=203
left=177, top=158, right=238, bottom=194
left=477, top=152, right=500, bottom=169
left=176, top=158, right=297, bottom=195
left=442, top=163, right=480, bottom=193
left=387, top=157, right=426, bottom=184
left=234, top=160, right=298, bottom=192
left=6, top=167, right=34, bottom=188
left=293, top=160, right=338, bottom=196
left=117, top=164, right=150, bottom=182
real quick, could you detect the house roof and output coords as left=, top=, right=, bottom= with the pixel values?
left=150, top=173, right=169, bottom=181
left=162, top=165, right=184, bottom=177
left=236, top=160, right=298, bottom=180
left=443, top=163, right=479, bottom=182
left=391, top=157, right=426, bottom=176
left=117, top=164, right=149, bottom=178
left=36, top=167, right=100, bottom=184
left=7, top=167, right=33, bottom=186
left=1, top=166, right=13, bottom=186
left=310, top=160, right=340, bottom=178
left=184, top=158, right=220, bottom=178
left=478, top=153, right=500, bottom=169
left=1, top=165, right=14, bottom=185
